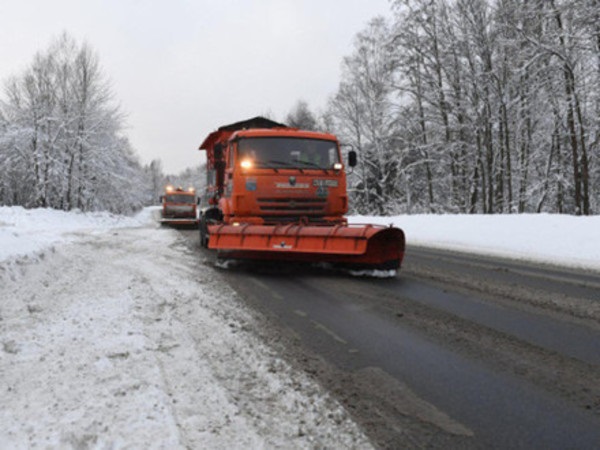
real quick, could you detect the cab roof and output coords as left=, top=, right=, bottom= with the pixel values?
left=232, top=128, right=337, bottom=142
left=199, top=116, right=287, bottom=151
left=198, top=117, right=338, bottom=167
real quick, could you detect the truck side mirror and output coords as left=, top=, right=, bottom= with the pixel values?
left=348, top=150, right=357, bottom=167
left=159, top=195, right=164, bottom=202
left=197, top=197, right=201, bottom=205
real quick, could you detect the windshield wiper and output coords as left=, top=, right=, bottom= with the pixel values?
left=293, top=159, right=330, bottom=173
left=258, top=159, right=331, bottom=174
left=262, top=159, right=297, bottom=167
left=259, top=159, right=296, bottom=172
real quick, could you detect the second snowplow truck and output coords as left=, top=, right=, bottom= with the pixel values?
left=198, top=117, right=405, bottom=270
left=160, top=185, right=199, bottom=226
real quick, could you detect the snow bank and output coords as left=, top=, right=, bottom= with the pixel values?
left=0, top=206, right=155, bottom=263
left=350, top=213, right=600, bottom=271
left=2, top=206, right=598, bottom=272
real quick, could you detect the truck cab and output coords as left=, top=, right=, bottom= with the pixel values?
left=160, top=186, right=199, bottom=226
left=217, top=128, right=349, bottom=225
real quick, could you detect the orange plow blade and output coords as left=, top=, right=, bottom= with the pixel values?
left=208, top=223, right=405, bottom=269
left=160, top=218, right=199, bottom=226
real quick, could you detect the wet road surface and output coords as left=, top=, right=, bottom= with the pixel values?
left=181, top=229, right=600, bottom=448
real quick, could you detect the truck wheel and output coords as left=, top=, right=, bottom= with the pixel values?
left=199, top=215, right=209, bottom=248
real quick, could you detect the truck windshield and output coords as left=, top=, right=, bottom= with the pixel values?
left=165, top=195, right=195, bottom=203
left=238, top=137, right=340, bottom=169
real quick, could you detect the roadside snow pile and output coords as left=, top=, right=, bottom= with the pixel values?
left=0, top=206, right=372, bottom=448
left=350, top=213, right=600, bottom=271
left=0, top=206, right=154, bottom=264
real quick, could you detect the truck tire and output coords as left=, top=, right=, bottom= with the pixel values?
left=199, top=208, right=222, bottom=249
left=199, top=215, right=209, bottom=248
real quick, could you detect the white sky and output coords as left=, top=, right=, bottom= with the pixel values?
left=0, top=0, right=392, bottom=174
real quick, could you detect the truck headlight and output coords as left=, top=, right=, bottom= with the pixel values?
left=240, top=159, right=253, bottom=169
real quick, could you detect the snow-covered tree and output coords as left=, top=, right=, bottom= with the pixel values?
left=285, top=100, right=318, bottom=131
left=327, top=17, right=404, bottom=215
left=0, top=33, right=150, bottom=214
left=324, top=0, right=599, bottom=215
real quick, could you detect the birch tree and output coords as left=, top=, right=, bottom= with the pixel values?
left=328, top=17, right=403, bottom=214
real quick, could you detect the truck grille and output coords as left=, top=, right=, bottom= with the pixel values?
left=257, top=197, right=326, bottom=215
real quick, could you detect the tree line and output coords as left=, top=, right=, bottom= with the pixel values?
left=319, top=0, right=599, bottom=215
left=0, top=33, right=162, bottom=214
left=3, top=0, right=599, bottom=218
left=0, top=33, right=205, bottom=214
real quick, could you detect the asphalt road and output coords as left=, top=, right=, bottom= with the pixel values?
left=179, top=228, right=600, bottom=449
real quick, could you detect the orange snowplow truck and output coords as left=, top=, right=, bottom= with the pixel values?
left=198, top=117, right=405, bottom=270
left=160, top=185, right=199, bottom=226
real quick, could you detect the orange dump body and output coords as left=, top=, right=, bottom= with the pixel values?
left=198, top=117, right=405, bottom=270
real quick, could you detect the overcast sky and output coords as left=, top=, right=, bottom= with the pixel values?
left=0, top=0, right=392, bottom=173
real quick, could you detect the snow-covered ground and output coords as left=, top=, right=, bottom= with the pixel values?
left=0, top=206, right=371, bottom=448
left=0, top=206, right=148, bottom=264
left=1, top=206, right=599, bottom=448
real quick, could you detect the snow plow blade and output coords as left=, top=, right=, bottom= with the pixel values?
left=208, top=223, right=405, bottom=270
left=160, top=218, right=199, bottom=226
